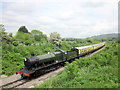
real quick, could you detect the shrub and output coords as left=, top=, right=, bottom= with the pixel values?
left=12, top=41, right=19, bottom=46
left=65, top=61, right=79, bottom=79
left=25, top=40, right=32, bottom=45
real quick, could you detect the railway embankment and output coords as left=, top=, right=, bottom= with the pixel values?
left=1, top=40, right=118, bottom=88
left=1, top=42, right=106, bottom=88
left=35, top=41, right=118, bottom=88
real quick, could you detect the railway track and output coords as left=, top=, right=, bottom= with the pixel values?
left=1, top=46, right=105, bottom=88
left=16, top=67, right=65, bottom=88
left=1, top=67, right=64, bottom=88
left=1, top=78, right=29, bottom=88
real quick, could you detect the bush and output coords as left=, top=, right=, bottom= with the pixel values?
left=65, top=61, right=79, bottom=79
left=2, top=52, right=24, bottom=75
left=25, top=40, right=32, bottom=45
left=12, top=41, right=19, bottom=46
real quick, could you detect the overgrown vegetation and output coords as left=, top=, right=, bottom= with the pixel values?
left=1, top=25, right=101, bottom=75
left=35, top=40, right=119, bottom=88
left=1, top=24, right=119, bottom=88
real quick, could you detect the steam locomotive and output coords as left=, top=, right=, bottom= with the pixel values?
left=17, top=42, right=105, bottom=78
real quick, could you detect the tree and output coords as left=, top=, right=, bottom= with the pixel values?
left=31, top=30, right=42, bottom=36
left=25, top=40, right=32, bottom=46
left=9, top=33, right=12, bottom=37
left=31, top=30, right=47, bottom=41
left=86, top=37, right=93, bottom=43
left=49, top=32, right=61, bottom=46
left=12, top=41, right=19, bottom=46
left=0, top=24, right=5, bottom=33
left=0, top=25, right=12, bottom=43
left=0, top=24, right=6, bottom=39
left=18, top=26, right=28, bottom=33
left=15, top=31, right=34, bottom=46
left=34, top=35, right=41, bottom=41
left=15, top=31, right=33, bottom=41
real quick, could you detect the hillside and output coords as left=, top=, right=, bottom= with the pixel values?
left=35, top=40, right=119, bottom=88
left=91, top=33, right=120, bottom=39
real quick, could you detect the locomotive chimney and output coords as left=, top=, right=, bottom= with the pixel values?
left=31, top=53, right=35, bottom=56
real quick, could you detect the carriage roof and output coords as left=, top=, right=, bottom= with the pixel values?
left=72, top=42, right=105, bottom=50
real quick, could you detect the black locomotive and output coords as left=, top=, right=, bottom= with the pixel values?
left=17, top=42, right=105, bottom=78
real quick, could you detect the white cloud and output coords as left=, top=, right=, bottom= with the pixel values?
left=36, top=16, right=57, bottom=24
left=57, top=11, right=74, bottom=20
left=1, top=0, right=118, bottom=38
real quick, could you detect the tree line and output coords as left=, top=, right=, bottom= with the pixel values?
left=0, top=25, right=62, bottom=47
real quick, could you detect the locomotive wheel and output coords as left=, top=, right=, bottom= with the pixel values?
left=21, top=74, right=27, bottom=79
left=33, top=71, right=38, bottom=77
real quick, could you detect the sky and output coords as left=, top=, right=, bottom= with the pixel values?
left=0, top=0, right=118, bottom=38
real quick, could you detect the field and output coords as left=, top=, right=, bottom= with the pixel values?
left=35, top=40, right=119, bottom=88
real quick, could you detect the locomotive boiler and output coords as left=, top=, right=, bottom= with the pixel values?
left=24, top=50, right=66, bottom=69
